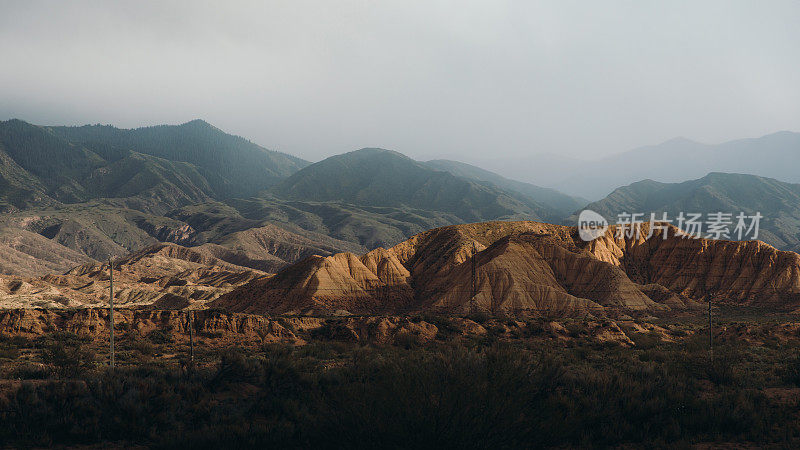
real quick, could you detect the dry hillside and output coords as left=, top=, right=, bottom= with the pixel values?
left=212, top=221, right=800, bottom=316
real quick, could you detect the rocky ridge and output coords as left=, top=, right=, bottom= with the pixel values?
left=212, top=221, right=800, bottom=316
left=0, top=243, right=266, bottom=309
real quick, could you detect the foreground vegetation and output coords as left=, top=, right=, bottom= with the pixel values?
left=1, top=318, right=800, bottom=448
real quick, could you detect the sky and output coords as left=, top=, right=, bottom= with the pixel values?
left=1, top=0, right=799, bottom=164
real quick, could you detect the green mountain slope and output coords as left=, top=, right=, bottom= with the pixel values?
left=81, top=152, right=215, bottom=214
left=272, top=148, right=555, bottom=222
left=0, top=120, right=220, bottom=213
left=0, top=119, right=102, bottom=205
left=0, top=121, right=576, bottom=276
left=227, top=196, right=462, bottom=249
left=4, top=122, right=533, bottom=274
left=0, top=118, right=315, bottom=215
left=3, top=117, right=799, bottom=280
left=571, top=172, right=800, bottom=251
left=424, top=159, right=588, bottom=218
left=49, top=119, right=309, bottom=198
left=0, top=146, right=55, bottom=212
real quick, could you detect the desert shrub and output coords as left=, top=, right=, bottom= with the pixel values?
left=199, top=330, right=223, bottom=339
left=9, top=363, right=53, bottom=379
left=262, top=342, right=294, bottom=357
left=779, top=355, right=800, bottom=386
left=628, top=331, right=662, bottom=349
left=41, top=341, right=96, bottom=378
left=393, top=331, right=424, bottom=349
left=0, top=334, right=31, bottom=347
left=118, top=331, right=155, bottom=355
left=212, top=349, right=262, bottom=386
left=638, top=348, right=669, bottom=363
left=523, top=319, right=547, bottom=336
left=308, top=344, right=563, bottom=448
left=34, top=331, right=90, bottom=349
left=682, top=329, right=712, bottom=353
left=466, top=311, right=490, bottom=324
left=130, top=338, right=156, bottom=357
left=668, top=327, right=689, bottom=338
left=564, top=321, right=587, bottom=338
left=485, top=323, right=508, bottom=336
left=468, top=332, right=498, bottom=348
left=692, top=351, right=742, bottom=386
left=0, top=344, right=19, bottom=360
left=146, top=329, right=173, bottom=345
left=292, top=341, right=352, bottom=360
left=0, top=332, right=798, bottom=448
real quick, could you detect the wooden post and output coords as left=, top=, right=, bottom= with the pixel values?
left=188, top=310, right=194, bottom=364
left=470, top=241, right=478, bottom=315
left=109, top=259, right=115, bottom=369
left=708, top=297, right=713, bottom=360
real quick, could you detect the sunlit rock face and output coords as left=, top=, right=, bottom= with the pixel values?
left=212, top=221, right=800, bottom=316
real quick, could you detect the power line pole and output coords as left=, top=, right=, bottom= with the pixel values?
left=708, top=297, right=713, bottom=360
left=188, top=310, right=195, bottom=365
left=470, top=242, right=477, bottom=314
left=109, top=258, right=115, bottom=369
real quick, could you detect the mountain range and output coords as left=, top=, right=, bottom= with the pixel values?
left=272, top=148, right=567, bottom=222
left=574, top=172, right=800, bottom=253
left=2, top=117, right=800, bottom=314
left=0, top=119, right=585, bottom=277
left=206, top=220, right=800, bottom=315
left=423, top=159, right=588, bottom=217
left=481, top=131, right=800, bottom=200
left=7, top=220, right=800, bottom=314
left=0, top=119, right=308, bottom=213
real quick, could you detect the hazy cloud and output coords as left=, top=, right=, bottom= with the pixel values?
left=1, top=0, right=798, bottom=164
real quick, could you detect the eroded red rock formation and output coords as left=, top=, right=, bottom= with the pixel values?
left=212, top=221, right=800, bottom=316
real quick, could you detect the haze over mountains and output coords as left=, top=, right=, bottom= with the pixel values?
left=272, top=148, right=564, bottom=223
left=49, top=119, right=309, bottom=199
left=0, top=119, right=307, bottom=213
left=1, top=116, right=800, bottom=314
left=423, top=159, right=588, bottom=218
left=483, top=131, right=800, bottom=200
left=0, top=119, right=587, bottom=278
left=0, top=117, right=799, bottom=292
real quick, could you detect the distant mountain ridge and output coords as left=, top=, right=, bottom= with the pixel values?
left=0, top=119, right=309, bottom=213
left=3, top=117, right=799, bottom=284
left=423, top=159, right=588, bottom=217
left=49, top=119, right=309, bottom=198
left=571, top=172, right=800, bottom=252
left=481, top=131, right=800, bottom=200
left=0, top=121, right=583, bottom=276
left=271, top=148, right=558, bottom=223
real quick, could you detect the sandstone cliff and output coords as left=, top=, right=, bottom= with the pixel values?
left=212, top=221, right=800, bottom=316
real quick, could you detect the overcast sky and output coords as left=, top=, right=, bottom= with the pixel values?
left=1, top=0, right=798, bottom=163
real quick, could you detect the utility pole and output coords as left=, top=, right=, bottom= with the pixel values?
left=470, top=241, right=477, bottom=314
left=188, top=310, right=195, bottom=365
left=109, top=259, right=115, bottom=369
left=708, top=297, right=713, bottom=360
